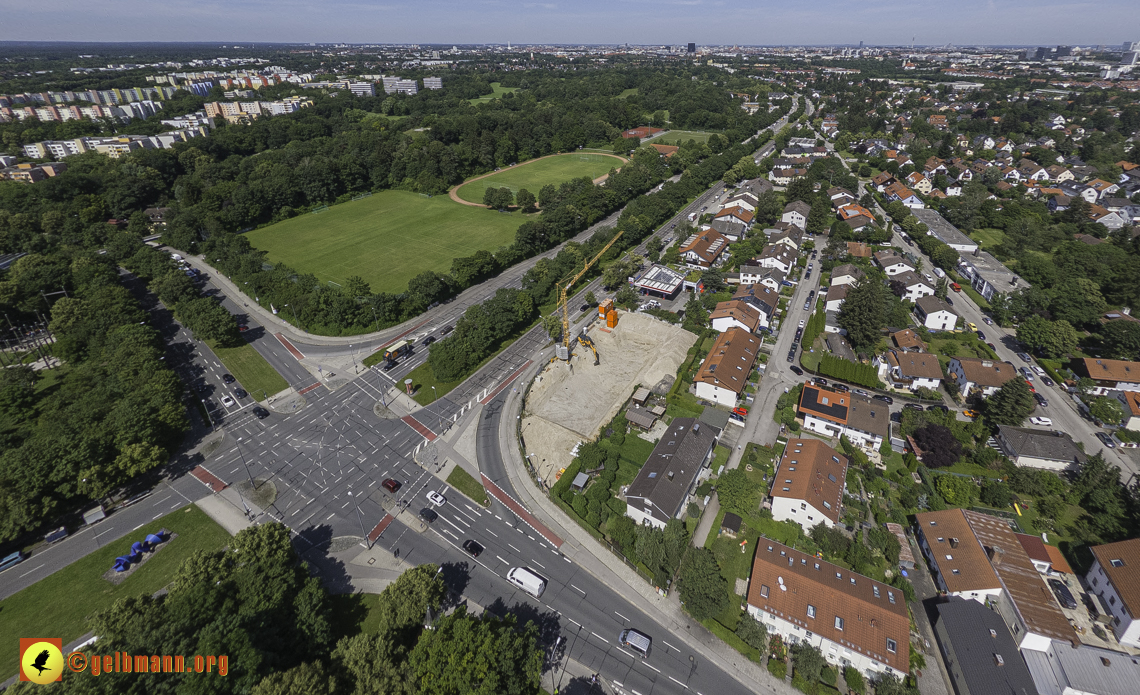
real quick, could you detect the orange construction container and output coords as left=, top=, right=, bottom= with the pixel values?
left=606, top=309, right=618, bottom=328
left=598, top=298, right=614, bottom=318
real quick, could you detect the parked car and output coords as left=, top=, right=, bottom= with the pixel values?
left=732, top=407, right=749, bottom=417
left=1029, top=417, right=1053, bottom=427
left=951, top=283, right=962, bottom=292
left=945, top=297, right=953, bottom=307
left=794, top=328, right=804, bottom=342
left=1041, top=377, right=1055, bottom=387
left=983, top=316, right=994, bottom=325
left=426, top=491, right=447, bottom=506
left=1097, top=432, right=1117, bottom=449
left=1025, top=381, right=1036, bottom=393
left=927, top=404, right=949, bottom=412
left=803, top=300, right=811, bottom=310
left=382, top=479, right=402, bottom=493
left=462, top=540, right=484, bottom=558
left=832, top=383, right=849, bottom=393
left=890, top=411, right=903, bottom=423
left=963, top=409, right=979, bottom=418
left=222, top=373, right=236, bottom=384
left=904, top=403, right=925, bottom=411
left=976, top=331, right=986, bottom=341
left=873, top=394, right=894, bottom=405
left=234, top=388, right=248, bottom=399
left=1034, top=393, right=1049, bottom=407
left=814, top=378, right=828, bottom=386
left=1021, top=367, right=1034, bottom=381
left=786, top=349, right=796, bottom=363
left=790, top=365, right=804, bottom=376
left=1017, top=352, right=1032, bottom=363
left=221, top=395, right=235, bottom=408
left=798, top=319, right=805, bottom=329
left=1048, top=578, right=1078, bottom=609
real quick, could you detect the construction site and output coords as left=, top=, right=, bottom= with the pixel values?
left=521, top=309, right=696, bottom=484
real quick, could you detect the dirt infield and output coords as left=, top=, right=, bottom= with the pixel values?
left=449, top=152, right=628, bottom=207
left=521, top=312, right=696, bottom=482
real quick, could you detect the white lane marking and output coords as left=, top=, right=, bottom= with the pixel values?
left=508, top=543, right=521, bottom=553
left=662, top=640, right=680, bottom=652
left=567, top=617, right=581, bottom=628
left=571, top=584, right=585, bottom=595
left=442, top=529, right=457, bottom=540
left=644, top=663, right=660, bottom=673
left=669, top=676, right=688, bottom=688
left=19, top=563, right=46, bottom=577
left=590, top=632, right=609, bottom=644
left=132, top=524, right=144, bottom=531
left=485, top=529, right=498, bottom=538
left=614, top=611, right=630, bottom=622
left=531, top=559, right=545, bottom=569
left=496, top=555, right=508, bottom=565
left=564, top=556, right=572, bottom=563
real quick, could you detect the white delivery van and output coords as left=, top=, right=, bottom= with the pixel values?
left=170, top=253, right=182, bottom=261
left=619, top=629, right=653, bottom=658
left=507, top=567, right=547, bottom=598
left=933, top=267, right=945, bottom=279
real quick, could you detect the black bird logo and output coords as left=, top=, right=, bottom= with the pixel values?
left=31, top=649, right=52, bottom=676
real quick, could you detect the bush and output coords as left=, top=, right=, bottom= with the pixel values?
left=769, top=659, right=787, bottom=680
left=845, top=667, right=866, bottom=695
left=821, top=666, right=837, bottom=686
left=678, top=547, right=730, bottom=620
left=735, top=615, right=768, bottom=651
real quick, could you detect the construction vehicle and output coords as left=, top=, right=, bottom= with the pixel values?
left=578, top=334, right=599, bottom=365
left=383, top=339, right=413, bottom=367
left=557, top=230, right=623, bottom=361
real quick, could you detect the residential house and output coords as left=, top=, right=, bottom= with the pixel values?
left=679, top=229, right=730, bottom=268
left=1121, top=391, right=1140, bottom=432
left=830, top=264, right=865, bottom=287
left=746, top=541, right=909, bottom=680
left=883, top=181, right=925, bottom=209
left=710, top=300, right=763, bottom=334
left=714, top=206, right=755, bottom=230
left=1085, top=538, right=1140, bottom=648
left=769, top=226, right=804, bottom=251
left=624, top=418, right=716, bottom=528
left=693, top=328, right=760, bottom=407
left=1018, top=159, right=1050, bottom=182
left=828, top=186, right=855, bottom=208
left=797, top=386, right=890, bottom=450
left=914, top=296, right=958, bottom=331
left=736, top=266, right=786, bottom=292
left=755, top=244, right=797, bottom=275
left=911, top=209, right=979, bottom=253
left=770, top=167, right=807, bottom=185
left=1087, top=178, right=1119, bottom=199
left=825, top=284, right=849, bottom=312
left=995, top=426, right=1087, bottom=472
left=1045, top=164, right=1073, bottom=182
left=769, top=438, right=848, bottom=531
left=932, top=598, right=1041, bottom=695
left=879, top=350, right=944, bottom=391
left=915, top=509, right=1078, bottom=651
left=731, top=284, right=778, bottom=327
left=957, top=250, right=1030, bottom=301
left=905, top=172, right=933, bottom=195
left=873, top=251, right=915, bottom=276
left=890, top=329, right=928, bottom=352
left=1071, top=357, right=1140, bottom=395
left=721, top=191, right=758, bottom=213
left=947, top=357, right=1020, bottom=397
left=872, top=171, right=896, bottom=192
left=1023, top=641, right=1140, bottom=695
left=838, top=205, right=876, bottom=232
left=1088, top=205, right=1125, bottom=230
left=782, top=200, right=812, bottom=229
left=892, top=270, right=935, bottom=302
left=847, top=242, right=872, bottom=258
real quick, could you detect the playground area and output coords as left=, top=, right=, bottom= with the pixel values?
left=521, top=311, right=696, bottom=483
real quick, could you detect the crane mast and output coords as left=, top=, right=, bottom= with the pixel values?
left=556, top=230, right=623, bottom=361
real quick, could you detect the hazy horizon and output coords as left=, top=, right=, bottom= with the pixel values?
left=1, top=0, right=1138, bottom=48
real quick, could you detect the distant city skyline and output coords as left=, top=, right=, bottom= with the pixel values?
left=2, top=1, right=1139, bottom=47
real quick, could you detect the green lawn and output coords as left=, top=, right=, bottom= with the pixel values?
left=455, top=153, right=624, bottom=204
left=0, top=505, right=231, bottom=679
left=971, top=227, right=1005, bottom=250
left=327, top=592, right=384, bottom=641
left=208, top=339, right=289, bottom=400
left=245, top=190, right=525, bottom=295
left=652, top=130, right=718, bottom=145
left=616, top=88, right=639, bottom=99
left=446, top=466, right=489, bottom=506
left=468, top=82, right=519, bottom=105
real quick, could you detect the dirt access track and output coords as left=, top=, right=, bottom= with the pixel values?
left=448, top=152, right=628, bottom=207
left=521, top=311, right=696, bottom=482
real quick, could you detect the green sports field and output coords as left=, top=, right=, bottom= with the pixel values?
left=244, top=191, right=524, bottom=294
left=468, top=82, right=519, bottom=105
left=651, top=130, right=718, bottom=145
left=455, top=153, right=624, bottom=204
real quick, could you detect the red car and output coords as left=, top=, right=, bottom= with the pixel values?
left=1025, top=380, right=1036, bottom=393
left=382, top=479, right=402, bottom=493
left=732, top=407, right=749, bottom=417
left=950, top=282, right=962, bottom=292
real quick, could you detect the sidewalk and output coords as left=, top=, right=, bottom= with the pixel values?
left=494, top=358, right=803, bottom=695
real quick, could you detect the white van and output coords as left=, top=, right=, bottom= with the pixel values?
left=619, top=629, right=652, bottom=658
left=507, top=567, right=547, bottom=598
left=933, top=267, right=946, bottom=279
left=170, top=253, right=182, bottom=261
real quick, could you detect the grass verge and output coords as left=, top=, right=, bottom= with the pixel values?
left=327, top=592, right=384, bottom=641
left=446, top=466, right=490, bottom=507
left=0, top=505, right=230, bottom=678
left=454, top=153, right=625, bottom=204
left=208, top=339, right=289, bottom=400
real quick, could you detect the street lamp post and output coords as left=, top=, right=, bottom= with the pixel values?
left=283, top=304, right=297, bottom=322
left=350, top=345, right=358, bottom=373
left=236, top=436, right=256, bottom=489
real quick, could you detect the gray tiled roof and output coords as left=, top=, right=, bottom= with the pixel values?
left=625, top=418, right=716, bottom=525
left=935, top=598, right=1040, bottom=695
left=996, top=426, right=1087, bottom=465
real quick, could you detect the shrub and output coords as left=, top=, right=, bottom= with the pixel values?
left=844, top=667, right=866, bottom=695
left=821, top=666, right=837, bottom=686
left=768, top=659, right=787, bottom=680
left=735, top=615, right=768, bottom=651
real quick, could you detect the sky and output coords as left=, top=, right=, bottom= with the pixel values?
left=2, top=0, right=1140, bottom=47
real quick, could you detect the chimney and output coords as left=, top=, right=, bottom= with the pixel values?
left=950, top=537, right=959, bottom=549
left=667, top=471, right=674, bottom=481
left=988, top=545, right=1005, bottom=566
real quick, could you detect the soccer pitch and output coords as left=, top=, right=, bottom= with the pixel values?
left=651, top=130, right=718, bottom=145
left=454, top=153, right=624, bottom=204
left=244, top=190, right=525, bottom=294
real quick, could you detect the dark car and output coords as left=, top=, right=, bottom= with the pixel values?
left=234, top=388, right=248, bottom=399
left=945, top=297, right=953, bottom=307
left=1048, top=578, right=1078, bottom=609
left=873, top=394, right=894, bottom=405
left=419, top=508, right=438, bottom=524
left=832, top=383, right=849, bottom=393
left=976, top=331, right=986, bottom=341
left=580, top=304, right=591, bottom=312
left=926, top=404, right=949, bottom=412
left=904, top=403, right=925, bottom=411
left=462, top=540, right=484, bottom=558
left=794, top=328, right=804, bottom=341
left=382, top=479, right=402, bottom=493
left=381, top=361, right=395, bottom=371
left=1097, top=432, right=1116, bottom=449
left=814, top=377, right=827, bottom=386
left=790, top=365, right=804, bottom=376
left=890, top=411, right=903, bottom=423
left=253, top=406, right=269, bottom=419
left=1042, top=377, right=1055, bottom=387
left=1034, top=393, right=1049, bottom=407
left=786, top=349, right=796, bottom=363
left=222, top=373, right=236, bottom=384
left=422, top=336, right=436, bottom=347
